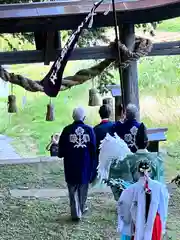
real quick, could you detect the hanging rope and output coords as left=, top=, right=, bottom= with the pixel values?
left=111, top=0, right=125, bottom=109
left=0, top=36, right=153, bottom=93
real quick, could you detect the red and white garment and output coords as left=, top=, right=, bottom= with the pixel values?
left=117, top=177, right=169, bottom=240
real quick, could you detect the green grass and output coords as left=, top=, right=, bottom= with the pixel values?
left=157, top=17, right=180, bottom=32
left=0, top=33, right=34, bottom=51
left=0, top=60, right=100, bottom=155
left=1, top=54, right=180, bottom=238
left=0, top=160, right=180, bottom=239
left=1, top=22, right=180, bottom=240
left=1, top=56, right=180, bottom=155
left=0, top=160, right=117, bottom=240
left=1, top=189, right=117, bottom=240
left=0, top=20, right=180, bottom=156
left=0, top=162, right=65, bottom=189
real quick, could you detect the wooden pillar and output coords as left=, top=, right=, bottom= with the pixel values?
left=147, top=141, right=159, bottom=153
left=103, top=97, right=115, bottom=121
left=120, top=24, right=140, bottom=120
left=115, top=96, right=121, bottom=121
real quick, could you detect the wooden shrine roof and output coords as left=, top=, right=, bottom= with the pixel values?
left=0, top=0, right=180, bottom=33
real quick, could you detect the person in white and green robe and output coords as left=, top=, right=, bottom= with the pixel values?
left=109, top=123, right=164, bottom=201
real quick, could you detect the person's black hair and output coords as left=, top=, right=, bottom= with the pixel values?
left=135, top=123, right=148, bottom=149
left=138, top=158, right=152, bottom=222
left=138, top=160, right=151, bottom=174
left=99, top=104, right=111, bottom=119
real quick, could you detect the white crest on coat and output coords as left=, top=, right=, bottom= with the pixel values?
left=69, top=126, right=90, bottom=148
left=124, top=126, right=138, bottom=149
left=97, top=133, right=132, bottom=182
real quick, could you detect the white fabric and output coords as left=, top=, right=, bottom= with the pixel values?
left=117, top=177, right=169, bottom=239
left=69, top=126, right=90, bottom=148
left=97, top=133, right=132, bottom=182
left=136, top=149, right=148, bottom=153
left=117, top=186, right=134, bottom=236
left=124, top=126, right=138, bottom=150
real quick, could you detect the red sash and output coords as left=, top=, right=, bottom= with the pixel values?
left=152, top=213, right=162, bottom=240
left=131, top=213, right=162, bottom=240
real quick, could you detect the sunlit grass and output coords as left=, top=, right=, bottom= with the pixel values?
left=157, top=17, right=180, bottom=32
left=1, top=55, right=180, bottom=156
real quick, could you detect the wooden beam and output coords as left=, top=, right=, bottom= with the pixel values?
left=0, top=2, right=180, bottom=33
left=148, top=48, right=180, bottom=57
left=147, top=127, right=168, bottom=134
left=152, top=41, right=180, bottom=50
left=0, top=41, right=180, bottom=65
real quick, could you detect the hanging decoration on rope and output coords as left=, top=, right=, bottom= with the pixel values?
left=0, top=38, right=152, bottom=93
left=7, top=83, right=17, bottom=113
left=41, top=0, right=104, bottom=98
left=46, top=98, right=55, bottom=121
left=89, top=79, right=102, bottom=106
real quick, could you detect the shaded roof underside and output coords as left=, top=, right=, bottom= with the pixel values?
left=1, top=0, right=180, bottom=18
left=0, top=0, right=180, bottom=32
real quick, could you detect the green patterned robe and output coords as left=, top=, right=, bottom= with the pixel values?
left=128, top=150, right=164, bottom=183
left=108, top=150, right=164, bottom=200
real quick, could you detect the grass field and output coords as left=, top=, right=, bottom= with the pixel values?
left=1, top=55, right=180, bottom=156
left=0, top=18, right=179, bottom=156
left=0, top=160, right=180, bottom=240
left=0, top=17, right=180, bottom=240
left=0, top=161, right=117, bottom=240
left=157, top=17, right=180, bottom=32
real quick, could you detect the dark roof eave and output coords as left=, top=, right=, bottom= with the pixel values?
left=0, top=1, right=180, bottom=33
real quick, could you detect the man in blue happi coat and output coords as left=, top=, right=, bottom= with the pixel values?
left=94, top=104, right=114, bottom=156
left=58, top=107, right=96, bottom=221
left=112, top=103, right=141, bottom=153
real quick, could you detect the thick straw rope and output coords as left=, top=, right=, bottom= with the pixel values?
left=0, top=37, right=152, bottom=92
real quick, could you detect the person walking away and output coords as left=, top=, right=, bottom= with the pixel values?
left=94, top=104, right=114, bottom=156
left=112, top=103, right=141, bottom=153
left=128, top=122, right=164, bottom=183
left=46, top=133, right=59, bottom=156
left=58, top=107, right=96, bottom=221
left=117, top=159, right=169, bottom=240
left=109, top=122, right=164, bottom=201
left=93, top=104, right=114, bottom=187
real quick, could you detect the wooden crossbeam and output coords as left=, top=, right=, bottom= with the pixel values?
left=0, top=41, right=179, bottom=65
left=0, top=1, right=180, bottom=33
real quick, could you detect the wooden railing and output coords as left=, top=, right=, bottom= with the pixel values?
left=147, top=127, right=168, bottom=152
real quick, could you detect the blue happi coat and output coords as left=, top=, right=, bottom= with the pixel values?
left=58, top=121, right=97, bottom=184
left=94, top=120, right=114, bottom=155
left=112, top=119, right=140, bottom=153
